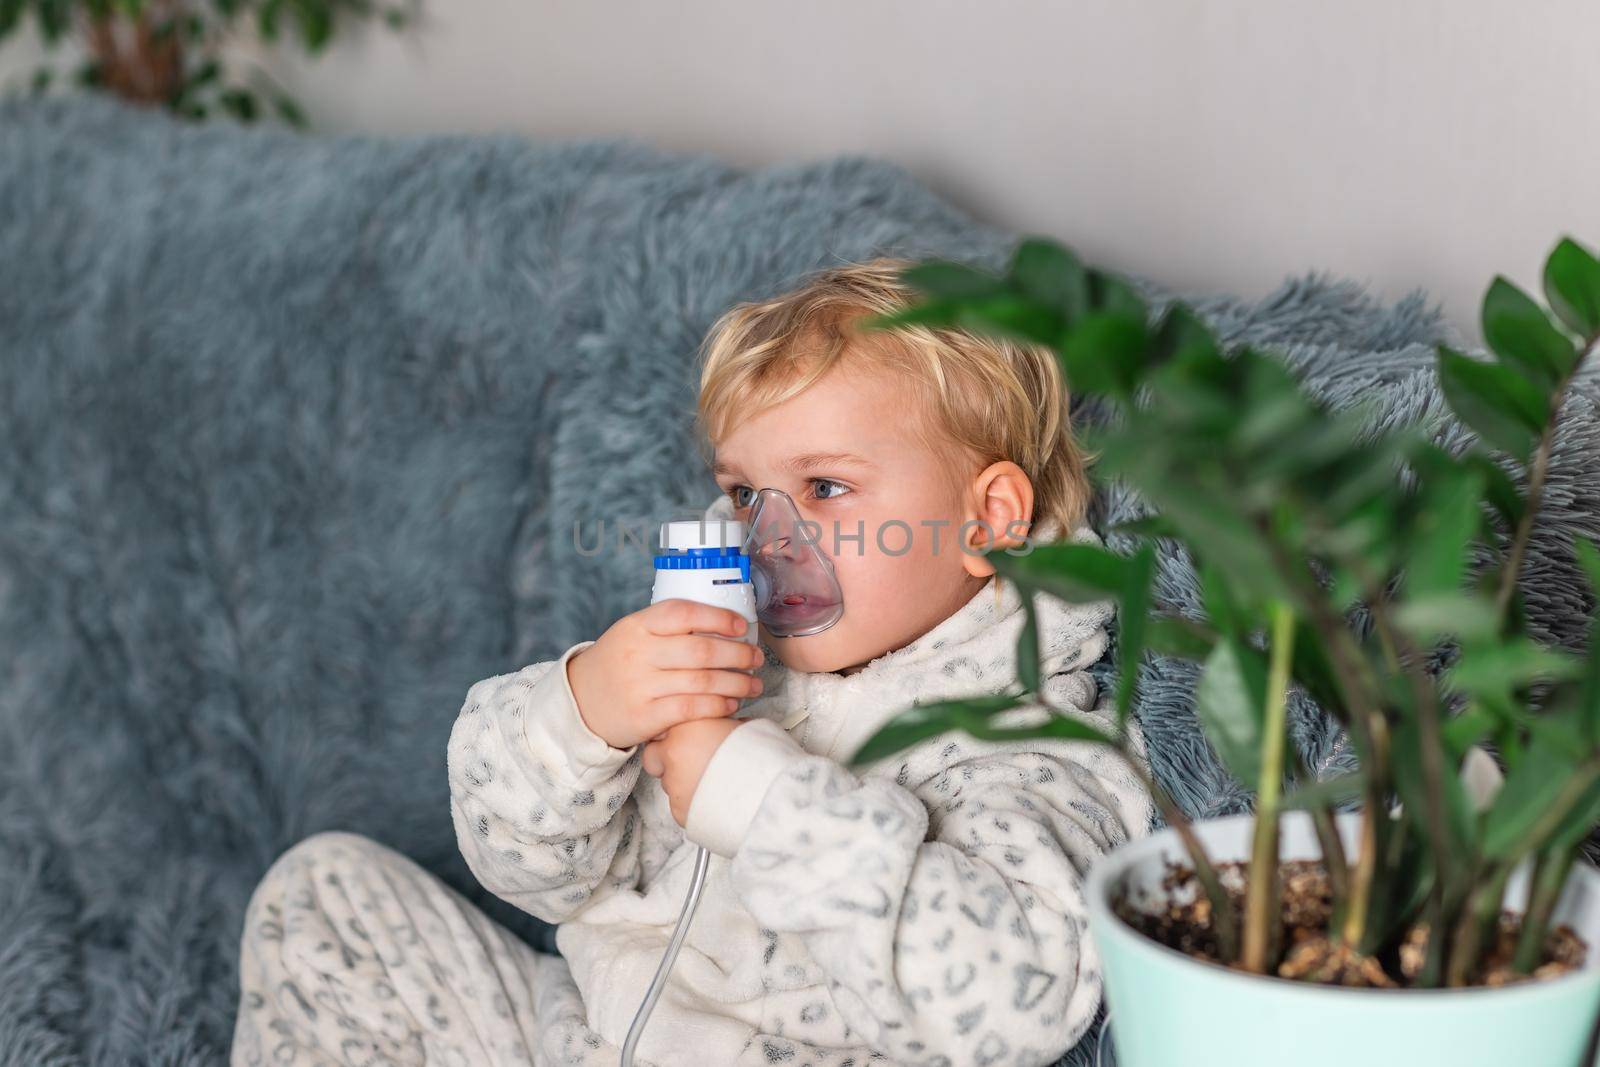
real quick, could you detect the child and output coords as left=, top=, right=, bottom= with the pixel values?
left=231, top=258, right=1156, bottom=1067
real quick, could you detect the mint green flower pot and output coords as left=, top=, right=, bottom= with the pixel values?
left=1085, top=812, right=1600, bottom=1067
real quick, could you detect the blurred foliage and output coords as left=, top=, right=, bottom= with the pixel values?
left=1, top=0, right=421, bottom=126
left=849, top=234, right=1600, bottom=988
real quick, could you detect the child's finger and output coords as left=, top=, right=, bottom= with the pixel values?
left=641, top=741, right=663, bottom=777
left=641, top=598, right=748, bottom=638
left=647, top=668, right=762, bottom=701
left=649, top=633, right=765, bottom=672
left=643, top=695, right=741, bottom=739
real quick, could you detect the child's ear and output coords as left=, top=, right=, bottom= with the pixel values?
left=960, top=462, right=1035, bottom=578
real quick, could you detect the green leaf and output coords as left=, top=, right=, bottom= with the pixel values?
left=1108, top=513, right=1184, bottom=542
left=1093, top=436, right=1284, bottom=602
left=1287, top=618, right=1346, bottom=720
left=1009, top=238, right=1087, bottom=318
left=1444, top=637, right=1584, bottom=699
left=1437, top=346, right=1545, bottom=463
left=219, top=88, right=259, bottom=122
left=1442, top=703, right=1497, bottom=755
left=1458, top=450, right=1525, bottom=528
left=1197, top=559, right=1247, bottom=641
left=1543, top=237, right=1600, bottom=339
left=1403, top=463, right=1485, bottom=599
left=1544, top=776, right=1600, bottom=853
left=1115, top=544, right=1157, bottom=730
left=1389, top=714, right=1476, bottom=859
left=190, top=59, right=221, bottom=87
left=962, top=709, right=1122, bottom=747
left=1194, top=636, right=1270, bottom=787
left=259, top=0, right=284, bottom=40
left=858, top=301, right=959, bottom=332
left=35, top=0, right=66, bottom=41
left=955, top=295, right=1062, bottom=347
left=1056, top=310, right=1147, bottom=397
left=273, top=93, right=309, bottom=128
left=1482, top=275, right=1577, bottom=389
left=1089, top=270, right=1148, bottom=321
left=1148, top=303, right=1219, bottom=370
left=294, top=0, right=333, bottom=51
left=991, top=542, right=1128, bottom=603
left=844, top=692, right=1117, bottom=767
left=1144, top=614, right=1218, bottom=661
left=1573, top=535, right=1600, bottom=596
left=1016, top=588, right=1040, bottom=695
left=1482, top=732, right=1590, bottom=859
left=1283, top=771, right=1365, bottom=811
left=899, top=260, right=1005, bottom=300
left=1395, top=591, right=1504, bottom=643
left=846, top=693, right=1026, bottom=766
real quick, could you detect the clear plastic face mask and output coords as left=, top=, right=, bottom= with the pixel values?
left=742, top=487, right=844, bottom=638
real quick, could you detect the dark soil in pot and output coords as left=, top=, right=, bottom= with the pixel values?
left=1114, top=859, right=1589, bottom=989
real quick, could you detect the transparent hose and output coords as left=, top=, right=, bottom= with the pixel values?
left=621, top=487, right=842, bottom=1066
left=619, top=844, right=712, bottom=1067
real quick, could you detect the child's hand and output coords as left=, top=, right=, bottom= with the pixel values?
left=565, top=599, right=765, bottom=751
left=640, top=717, right=744, bottom=827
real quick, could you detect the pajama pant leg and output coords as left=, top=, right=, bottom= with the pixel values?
left=231, top=831, right=594, bottom=1067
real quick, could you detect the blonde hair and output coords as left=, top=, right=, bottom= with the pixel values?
left=693, top=256, right=1094, bottom=543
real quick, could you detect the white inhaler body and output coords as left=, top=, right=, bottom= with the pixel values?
left=649, top=487, right=845, bottom=658
left=650, top=517, right=760, bottom=719
left=623, top=488, right=842, bottom=1067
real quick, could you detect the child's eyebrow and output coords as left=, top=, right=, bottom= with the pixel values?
left=714, top=452, right=875, bottom=478
left=783, top=451, right=876, bottom=474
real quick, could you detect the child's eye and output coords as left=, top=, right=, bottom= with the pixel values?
left=727, top=480, right=849, bottom=508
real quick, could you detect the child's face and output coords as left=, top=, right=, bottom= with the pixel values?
left=712, top=359, right=1000, bottom=676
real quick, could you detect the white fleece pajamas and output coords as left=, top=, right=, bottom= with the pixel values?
left=232, top=504, right=1156, bottom=1067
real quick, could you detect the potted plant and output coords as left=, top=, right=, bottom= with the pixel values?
left=846, top=235, right=1600, bottom=1065
left=1, top=0, right=419, bottom=123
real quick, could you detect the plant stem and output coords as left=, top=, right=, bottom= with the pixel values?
left=1309, top=803, right=1350, bottom=901
left=1446, top=863, right=1512, bottom=987
left=1292, top=737, right=1350, bottom=903
left=1366, top=588, right=1461, bottom=966
left=1258, top=528, right=1390, bottom=948
left=1242, top=601, right=1295, bottom=973
left=1108, top=744, right=1241, bottom=961
left=1343, top=713, right=1388, bottom=950
left=1034, top=686, right=1243, bottom=960
left=1514, top=844, right=1577, bottom=973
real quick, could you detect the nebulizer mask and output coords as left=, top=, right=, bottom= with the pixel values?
left=620, top=487, right=843, bottom=1066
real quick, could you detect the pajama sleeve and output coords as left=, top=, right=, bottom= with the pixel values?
left=447, top=639, right=654, bottom=925
left=687, top=666, right=1156, bottom=1066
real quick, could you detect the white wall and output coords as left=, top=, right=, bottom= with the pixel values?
left=11, top=1, right=1600, bottom=341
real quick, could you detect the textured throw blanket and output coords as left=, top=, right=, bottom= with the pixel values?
left=1, top=93, right=1596, bottom=1066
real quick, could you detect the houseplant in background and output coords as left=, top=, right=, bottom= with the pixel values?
left=0, top=0, right=419, bottom=124
left=847, top=235, right=1600, bottom=1064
